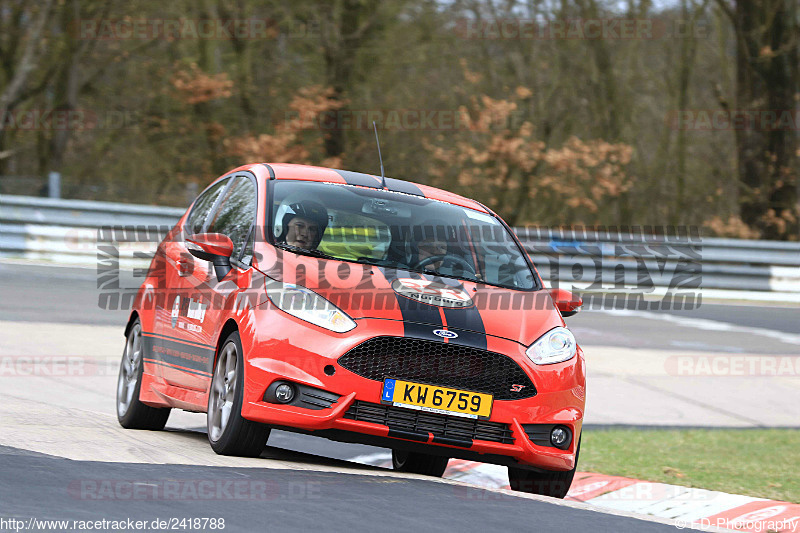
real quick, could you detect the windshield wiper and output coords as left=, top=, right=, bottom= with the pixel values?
left=405, top=266, right=483, bottom=284
left=275, top=243, right=337, bottom=260
left=353, top=256, right=396, bottom=267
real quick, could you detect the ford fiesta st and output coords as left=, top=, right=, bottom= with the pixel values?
left=116, top=163, right=585, bottom=498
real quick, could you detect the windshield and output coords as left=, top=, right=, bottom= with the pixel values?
left=268, top=180, right=538, bottom=290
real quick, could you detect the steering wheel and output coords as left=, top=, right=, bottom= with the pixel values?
left=414, top=255, right=476, bottom=275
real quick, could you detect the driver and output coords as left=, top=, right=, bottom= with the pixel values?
left=410, top=219, right=479, bottom=279
left=274, top=200, right=329, bottom=251
left=417, top=236, right=448, bottom=272
left=411, top=219, right=451, bottom=272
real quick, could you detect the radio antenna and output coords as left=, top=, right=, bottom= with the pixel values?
left=373, top=121, right=386, bottom=189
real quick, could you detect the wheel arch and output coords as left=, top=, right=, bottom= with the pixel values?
left=214, top=318, right=240, bottom=365
left=124, top=311, right=140, bottom=337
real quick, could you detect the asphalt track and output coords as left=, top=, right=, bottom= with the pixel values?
left=0, top=445, right=682, bottom=533
left=2, top=261, right=798, bottom=532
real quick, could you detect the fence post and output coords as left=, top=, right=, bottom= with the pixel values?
left=47, top=172, right=61, bottom=199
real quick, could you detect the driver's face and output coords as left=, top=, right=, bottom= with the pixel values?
left=286, top=216, right=319, bottom=250
left=418, top=238, right=447, bottom=268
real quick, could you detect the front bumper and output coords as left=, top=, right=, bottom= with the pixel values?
left=239, top=311, right=585, bottom=472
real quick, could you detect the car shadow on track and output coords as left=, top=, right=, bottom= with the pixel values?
left=161, top=427, right=388, bottom=473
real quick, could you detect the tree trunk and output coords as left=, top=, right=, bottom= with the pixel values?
left=733, top=0, right=799, bottom=239
left=0, top=1, right=54, bottom=175
left=320, top=0, right=381, bottom=159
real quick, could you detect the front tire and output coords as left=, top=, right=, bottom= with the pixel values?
left=392, top=449, right=449, bottom=477
left=508, top=438, right=581, bottom=499
left=116, top=319, right=171, bottom=430
left=207, top=331, right=270, bottom=457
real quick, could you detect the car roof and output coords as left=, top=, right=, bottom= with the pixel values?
left=244, top=163, right=490, bottom=214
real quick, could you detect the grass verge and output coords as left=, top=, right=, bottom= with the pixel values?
left=580, top=428, right=800, bottom=503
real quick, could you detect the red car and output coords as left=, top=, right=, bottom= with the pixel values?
left=116, top=163, right=585, bottom=498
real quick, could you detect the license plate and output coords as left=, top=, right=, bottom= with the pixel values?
left=381, top=378, right=493, bottom=419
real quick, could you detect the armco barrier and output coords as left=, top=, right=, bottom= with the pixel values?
left=515, top=227, right=800, bottom=296
left=1, top=194, right=799, bottom=301
left=0, top=195, right=182, bottom=268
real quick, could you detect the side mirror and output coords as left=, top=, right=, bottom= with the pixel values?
left=548, top=288, right=582, bottom=317
left=186, top=233, right=233, bottom=281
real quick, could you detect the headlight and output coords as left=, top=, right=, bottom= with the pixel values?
left=266, top=281, right=356, bottom=333
left=525, top=327, right=576, bottom=365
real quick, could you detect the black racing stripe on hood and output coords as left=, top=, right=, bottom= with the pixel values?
left=378, top=268, right=488, bottom=350
left=441, top=307, right=487, bottom=350
left=333, top=169, right=382, bottom=189
left=401, top=321, right=446, bottom=343
left=439, top=278, right=488, bottom=351
left=378, top=267, right=443, bottom=337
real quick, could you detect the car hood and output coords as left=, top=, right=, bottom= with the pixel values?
left=260, top=254, right=565, bottom=347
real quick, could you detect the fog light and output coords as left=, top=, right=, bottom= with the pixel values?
left=275, top=383, right=295, bottom=403
left=550, top=426, right=570, bottom=448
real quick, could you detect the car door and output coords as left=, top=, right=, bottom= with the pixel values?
left=165, top=174, right=259, bottom=391
left=154, top=176, right=233, bottom=390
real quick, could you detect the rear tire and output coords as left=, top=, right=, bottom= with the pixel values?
left=508, top=438, right=581, bottom=499
left=116, top=319, right=171, bottom=430
left=392, top=449, right=449, bottom=477
left=207, top=331, right=270, bottom=457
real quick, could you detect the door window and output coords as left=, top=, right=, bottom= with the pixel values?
left=186, top=178, right=229, bottom=235
left=206, top=176, right=257, bottom=261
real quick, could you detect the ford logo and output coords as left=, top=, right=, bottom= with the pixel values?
left=433, top=329, right=458, bottom=339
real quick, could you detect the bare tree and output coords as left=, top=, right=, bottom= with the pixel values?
left=717, top=0, right=799, bottom=239
left=0, top=0, right=54, bottom=169
left=315, top=0, right=385, bottom=159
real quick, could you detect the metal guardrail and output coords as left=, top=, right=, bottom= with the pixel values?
left=516, top=228, right=800, bottom=296
left=1, top=194, right=799, bottom=301
left=0, top=195, right=182, bottom=268
left=0, top=194, right=185, bottom=227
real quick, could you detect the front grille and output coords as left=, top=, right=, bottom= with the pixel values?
left=337, top=336, right=536, bottom=400
left=344, top=400, right=515, bottom=445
